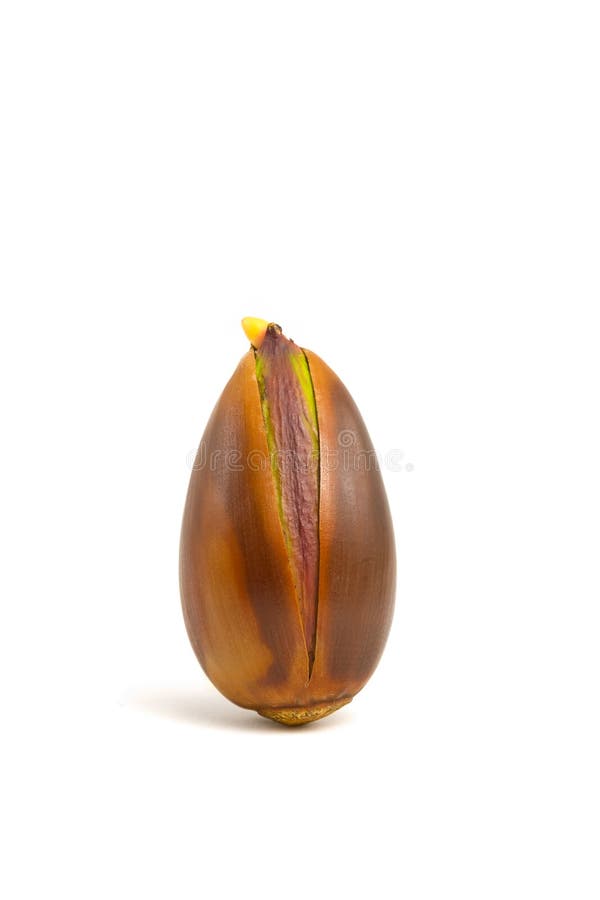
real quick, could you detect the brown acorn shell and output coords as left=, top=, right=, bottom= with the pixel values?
left=179, top=348, right=396, bottom=717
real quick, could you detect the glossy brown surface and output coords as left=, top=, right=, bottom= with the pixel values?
left=179, top=339, right=396, bottom=722
left=305, top=350, right=396, bottom=697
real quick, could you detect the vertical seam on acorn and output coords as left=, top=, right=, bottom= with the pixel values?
left=301, top=348, right=320, bottom=683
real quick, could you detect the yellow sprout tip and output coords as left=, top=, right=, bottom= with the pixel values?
left=241, top=316, right=270, bottom=349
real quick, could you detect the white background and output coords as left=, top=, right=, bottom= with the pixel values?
left=1, top=2, right=599, bottom=898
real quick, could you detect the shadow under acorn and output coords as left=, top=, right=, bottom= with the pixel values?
left=121, top=683, right=353, bottom=733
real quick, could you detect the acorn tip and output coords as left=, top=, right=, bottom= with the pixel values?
left=241, top=316, right=270, bottom=348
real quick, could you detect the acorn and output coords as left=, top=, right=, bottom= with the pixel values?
left=179, top=318, right=396, bottom=725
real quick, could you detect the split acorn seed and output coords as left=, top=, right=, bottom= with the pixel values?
left=179, top=319, right=396, bottom=725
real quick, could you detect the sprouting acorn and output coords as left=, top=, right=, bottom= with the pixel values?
left=179, top=318, right=396, bottom=725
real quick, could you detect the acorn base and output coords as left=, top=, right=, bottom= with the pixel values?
left=257, top=697, right=352, bottom=726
